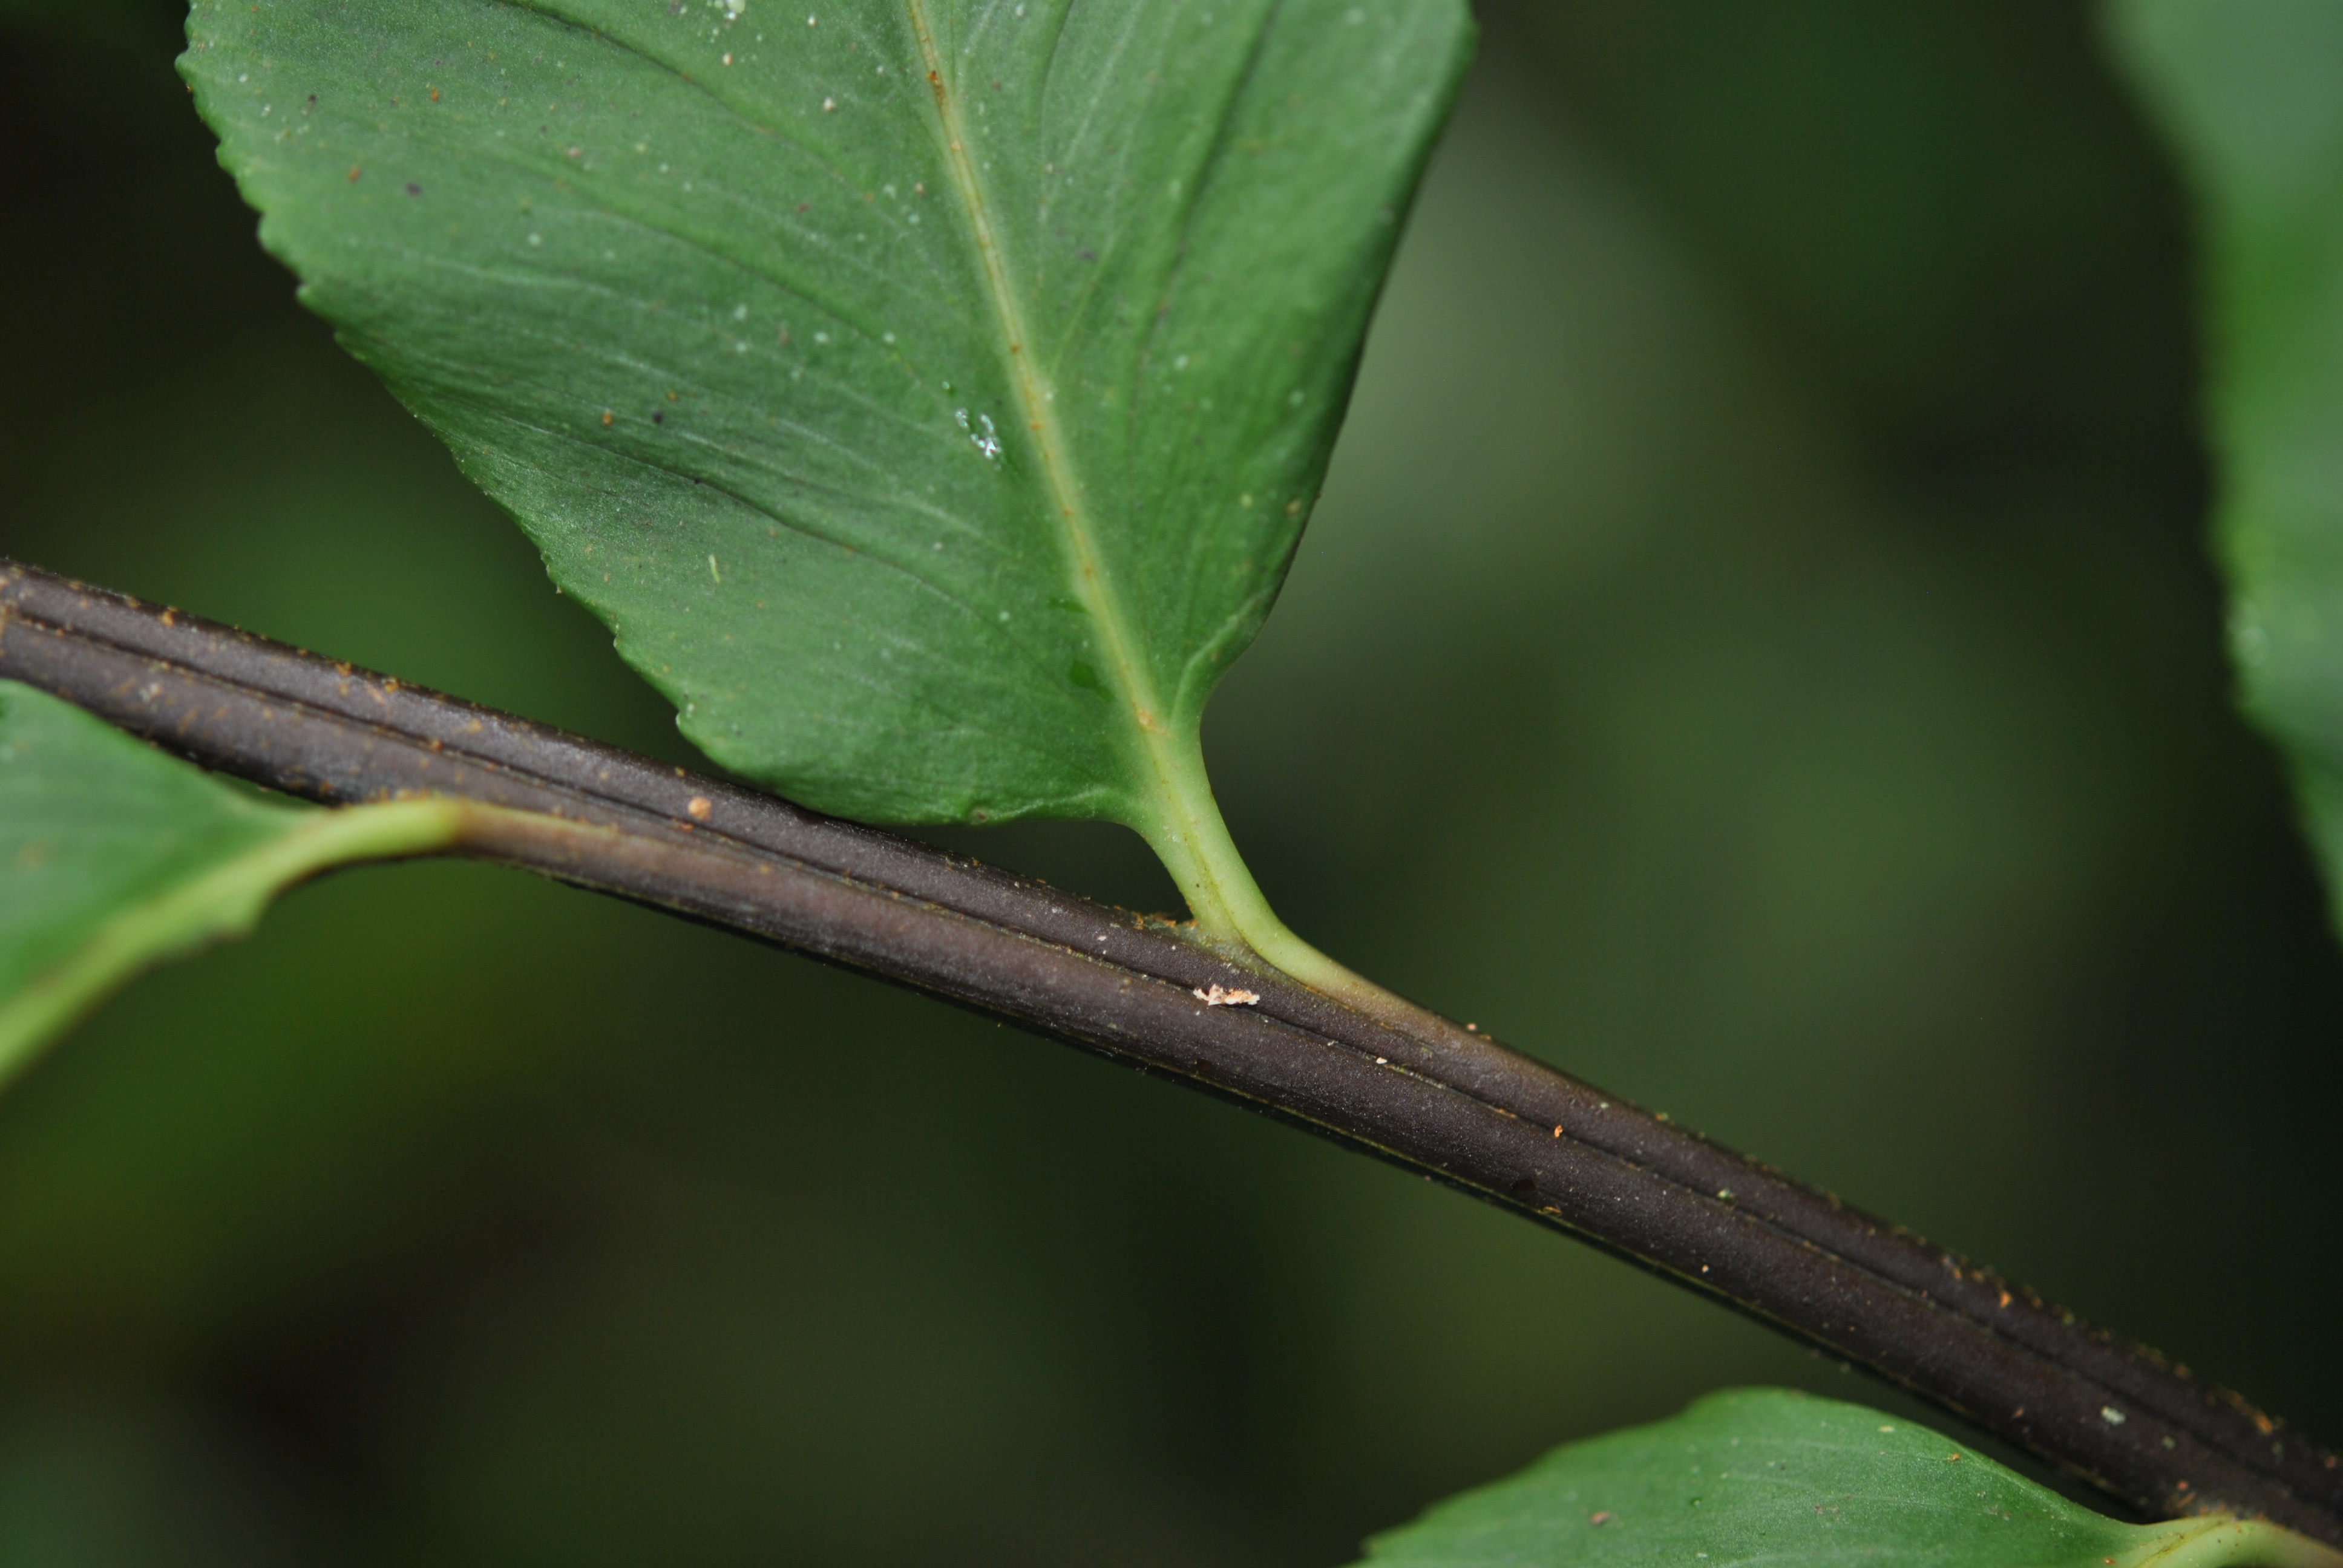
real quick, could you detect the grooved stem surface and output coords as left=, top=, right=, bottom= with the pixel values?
left=3, top=556, right=2336, bottom=1544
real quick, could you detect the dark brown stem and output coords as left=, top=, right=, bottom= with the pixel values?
left=3, top=557, right=2337, bottom=1544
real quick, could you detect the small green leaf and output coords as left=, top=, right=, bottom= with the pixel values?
left=1357, top=1390, right=2342, bottom=1568
left=0, top=682, right=464, bottom=1080
left=180, top=0, right=1473, bottom=964
left=2109, top=2, right=2343, bottom=928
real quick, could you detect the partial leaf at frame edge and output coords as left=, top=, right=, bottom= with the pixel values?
left=2109, top=2, right=2343, bottom=929
left=182, top=0, right=1476, bottom=832
left=0, top=682, right=460, bottom=1081
left=1356, top=1388, right=2343, bottom=1568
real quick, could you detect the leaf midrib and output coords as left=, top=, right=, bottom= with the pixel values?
left=903, top=0, right=1176, bottom=792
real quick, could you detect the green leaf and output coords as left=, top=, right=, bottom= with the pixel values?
left=1357, top=1389, right=2342, bottom=1568
left=179, top=0, right=1473, bottom=967
left=2109, top=2, right=2343, bottom=928
left=0, top=682, right=464, bottom=1081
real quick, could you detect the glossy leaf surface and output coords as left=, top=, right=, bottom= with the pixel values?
left=2112, top=1, right=2343, bottom=924
left=0, top=682, right=458, bottom=1078
left=1357, top=1390, right=2338, bottom=1568
left=182, top=0, right=1473, bottom=840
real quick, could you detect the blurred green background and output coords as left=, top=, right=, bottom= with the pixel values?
left=2, top=2, right=2338, bottom=1563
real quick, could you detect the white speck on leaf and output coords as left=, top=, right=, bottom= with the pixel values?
left=1193, top=985, right=1259, bottom=1007
left=952, top=410, right=1001, bottom=459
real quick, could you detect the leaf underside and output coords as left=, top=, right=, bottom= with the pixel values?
left=1356, top=1389, right=2313, bottom=1568
left=0, top=682, right=313, bottom=1074
left=183, top=0, right=1473, bottom=830
left=2111, top=1, right=2343, bottom=927
left=0, top=682, right=467, bottom=1077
